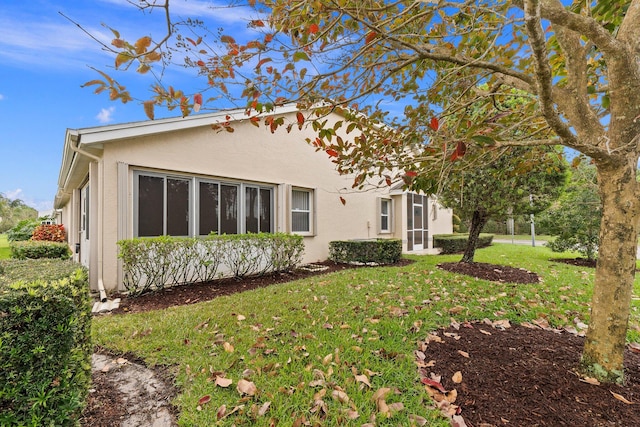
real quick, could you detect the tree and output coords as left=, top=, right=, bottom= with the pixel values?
left=436, top=145, right=566, bottom=263
left=86, top=0, right=639, bottom=383
left=0, top=194, right=37, bottom=234
left=540, top=162, right=601, bottom=261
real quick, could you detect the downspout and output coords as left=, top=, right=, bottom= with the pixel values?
left=68, top=135, right=108, bottom=303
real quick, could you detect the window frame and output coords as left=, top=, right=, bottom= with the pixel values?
left=379, top=197, right=392, bottom=234
left=134, top=170, right=275, bottom=238
left=290, top=187, right=314, bottom=236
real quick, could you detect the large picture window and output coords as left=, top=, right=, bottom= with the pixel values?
left=135, top=171, right=274, bottom=237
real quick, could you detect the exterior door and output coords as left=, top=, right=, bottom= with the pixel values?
left=406, top=193, right=429, bottom=251
left=412, top=199, right=424, bottom=251
left=80, top=184, right=90, bottom=268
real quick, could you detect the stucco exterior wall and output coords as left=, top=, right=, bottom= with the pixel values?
left=96, top=112, right=393, bottom=291
left=57, top=110, right=453, bottom=293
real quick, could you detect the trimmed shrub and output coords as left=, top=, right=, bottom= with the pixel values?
left=0, top=259, right=91, bottom=427
left=31, top=224, right=67, bottom=242
left=10, top=240, right=71, bottom=260
left=433, top=233, right=494, bottom=254
left=118, top=233, right=305, bottom=296
left=329, top=239, right=402, bottom=265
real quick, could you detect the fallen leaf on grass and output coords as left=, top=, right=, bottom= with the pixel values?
left=332, top=389, right=349, bottom=404
left=215, top=376, right=233, bottom=387
left=197, top=395, right=211, bottom=410
left=611, top=391, right=634, bottom=404
left=223, top=342, right=234, bottom=353
left=355, top=374, right=371, bottom=387
left=449, top=305, right=466, bottom=315
left=237, top=379, right=257, bottom=396
left=257, top=401, right=271, bottom=416
left=409, top=414, right=428, bottom=426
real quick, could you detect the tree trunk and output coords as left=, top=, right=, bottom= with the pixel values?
left=461, top=209, right=489, bottom=263
left=581, top=161, right=639, bottom=383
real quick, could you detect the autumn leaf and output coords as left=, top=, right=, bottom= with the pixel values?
left=143, top=101, right=155, bottom=120
left=452, top=371, right=463, bottom=383
left=365, top=31, right=378, bottom=44
left=421, top=377, right=446, bottom=393
left=223, top=342, right=234, bottom=353
left=326, top=148, right=339, bottom=157
left=429, top=117, right=439, bottom=131
left=332, top=389, right=349, bottom=404
left=237, top=379, right=257, bottom=396
left=215, top=376, right=233, bottom=388
left=258, top=401, right=271, bottom=416
left=405, top=171, right=418, bottom=177
left=355, top=374, right=371, bottom=388
left=198, top=395, right=211, bottom=406
left=457, top=350, right=470, bottom=358
left=309, top=23, right=320, bottom=34
left=339, top=196, right=346, bottom=205
left=611, top=391, right=634, bottom=404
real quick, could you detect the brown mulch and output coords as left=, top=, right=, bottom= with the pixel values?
left=438, top=261, right=541, bottom=284
left=82, top=258, right=640, bottom=427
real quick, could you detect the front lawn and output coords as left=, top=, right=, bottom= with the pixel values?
left=0, top=234, right=10, bottom=259
left=92, top=244, right=640, bottom=426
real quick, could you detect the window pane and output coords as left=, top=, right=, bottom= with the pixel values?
left=292, top=190, right=309, bottom=210
left=260, top=188, right=272, bottom=233
left=138, top=175, right=164, bottom=236
left=381, top=199, right=388, bottom=215
left=246, top=187, right=259, bottom=233
left=292, top=190, right=310, bottom=233
left=167, top=178, right=190, bottom=236
left=292, top=212, right=309, bottom=232
left=199, top=182, right=218, bottom=235
left=381, top=216, right=389, bottom=231
left=220, top=184, right=238, bottom=234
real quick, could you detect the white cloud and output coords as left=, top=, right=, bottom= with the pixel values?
left=96, top=107, right=116, bottom=123
left=4, top=189, right=23, bottom=200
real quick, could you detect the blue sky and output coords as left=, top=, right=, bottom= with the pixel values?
left=0, top=0, right=252, bottom=212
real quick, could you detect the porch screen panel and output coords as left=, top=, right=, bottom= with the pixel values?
left=246, top=187, right=259, bottom=233
left=167, top=178, right=190, bottom=236
left=422, top=195, right=429, bottom=247
left=220, top=184, right=238, bottom=234
left=138, top=175, right=164, bottom=236
left=199, top=182, right=219, bottom=235
left=406, top=194, right=413, bottom=251
left=260, top=188, right=272, bottom=233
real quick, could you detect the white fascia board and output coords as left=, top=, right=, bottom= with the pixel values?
left=76, top=104, right=301, bottom=147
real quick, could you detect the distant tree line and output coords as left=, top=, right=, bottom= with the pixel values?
left=0, top=194, right=38, bottom=233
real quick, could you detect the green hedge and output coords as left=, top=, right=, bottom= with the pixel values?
left=433, top=233, right=494, bottom=254
left=10, top=240, right=71, bottom=260
left=119, top=233, right=305, bottom=296
left=329, top=239, right=402, bottom=265
left=0, top=259, right=91, bottom=427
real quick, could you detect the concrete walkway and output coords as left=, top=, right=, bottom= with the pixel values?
left=493, top=238, right=640, bottom=259
left=92, top=354, right=176, bottom=427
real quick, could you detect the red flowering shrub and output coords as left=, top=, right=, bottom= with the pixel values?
left=31, top=224, right=67, bottom=242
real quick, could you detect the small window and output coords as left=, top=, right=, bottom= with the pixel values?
left=291, top=189, right=312, bottom=234
left=380, top=198, right=391, bottom=233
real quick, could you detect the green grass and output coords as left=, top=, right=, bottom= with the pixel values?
left=0, top=234, right=10, bottom=259
left=493, top=233, right=555, bottom=242
left=92, top=244, right=640, bottom=426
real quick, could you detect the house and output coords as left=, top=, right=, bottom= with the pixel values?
left=54, top=105, right=452, bottom=293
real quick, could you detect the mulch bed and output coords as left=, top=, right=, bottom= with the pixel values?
left=83, top=258, right=640, bottom=427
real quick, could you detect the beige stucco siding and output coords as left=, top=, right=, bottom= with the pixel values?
left=96, top=113, right=391, bottom=291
